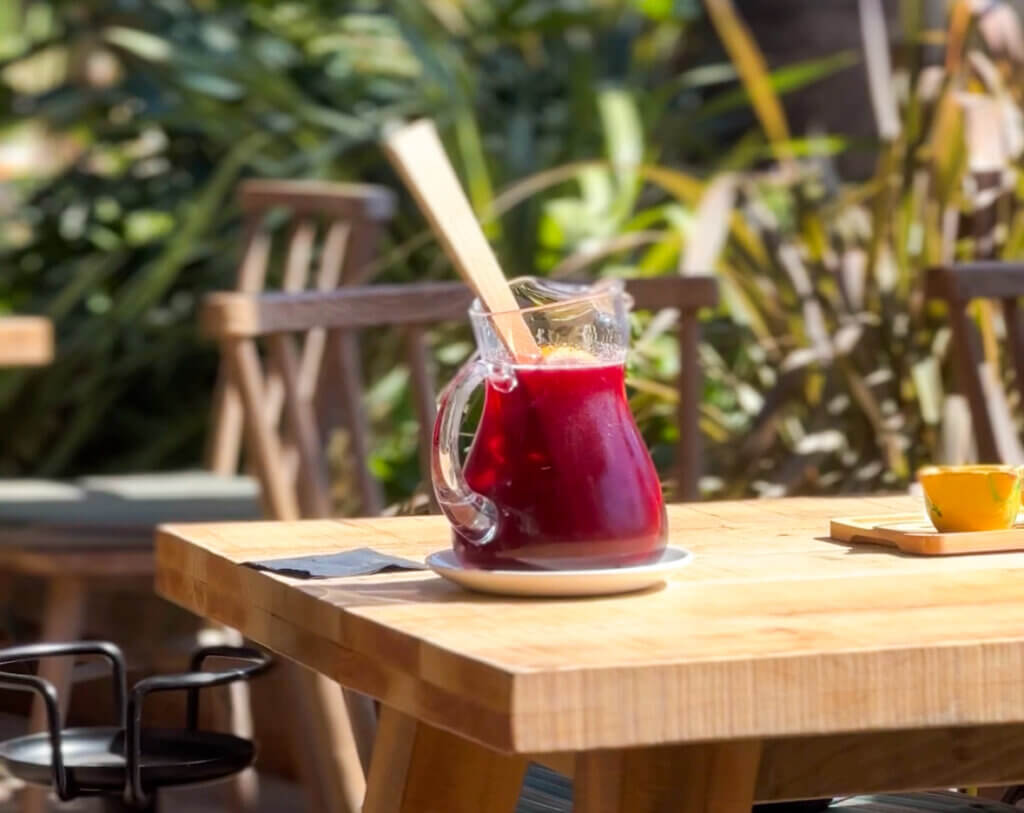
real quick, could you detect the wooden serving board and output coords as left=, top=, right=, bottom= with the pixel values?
left=830, top=514, right=1024, bottom=555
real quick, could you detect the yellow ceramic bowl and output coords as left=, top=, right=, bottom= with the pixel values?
left=918, top=465, right=1023, bottom=533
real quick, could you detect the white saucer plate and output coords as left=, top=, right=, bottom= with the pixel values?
left=425, top=546, right=693, bottom=598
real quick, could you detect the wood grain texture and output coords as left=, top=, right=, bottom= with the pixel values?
left=283, top=666, right=363, bottom=813
left=0, top=317, right=53, bottom=367
left=156, top=495, right=1024, bottom=754
left=575, top=742, right=761, bottom=813
left=755, top=723, right=1024, bottom=801
left=363, top=706, right=417, bottom=813
left=538, top=722, right=1024, bottom=801
left=365, top=705, right=526, bottom=813
left=830, top=514, right=1024, bottom=554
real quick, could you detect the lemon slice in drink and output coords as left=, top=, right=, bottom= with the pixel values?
left=540, top=346, right=598, bottom=365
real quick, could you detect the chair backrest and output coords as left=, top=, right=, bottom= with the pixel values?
left=926, top=262, right=1024, bottom=463
left=205, top=179, right=396, bottom=483
left=202, top=276, right=718, bottom=520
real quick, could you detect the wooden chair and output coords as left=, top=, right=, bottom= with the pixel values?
left=0, top=179, right=395, bottom=813
left=201, top=274, right=720, bottom=518
left=925, top=262, right=1024, bottom=464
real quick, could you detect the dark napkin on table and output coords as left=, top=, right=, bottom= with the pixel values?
left=244, top=547, right=427, bottom=579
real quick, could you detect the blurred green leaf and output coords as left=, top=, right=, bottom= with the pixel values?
left=697, top=51, right=860, bottom=122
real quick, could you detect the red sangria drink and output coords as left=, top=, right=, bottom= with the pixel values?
left=455, top=353, right=666, bottom=569
left=431, top=277, right=668, bottom=571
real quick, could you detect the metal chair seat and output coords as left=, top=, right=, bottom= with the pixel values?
left=0, top=726, right=253, bottom=794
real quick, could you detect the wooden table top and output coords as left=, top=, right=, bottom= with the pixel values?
left=0, top=317, right=53, bottom=366
left=156, top=495, right=1024, bottom=754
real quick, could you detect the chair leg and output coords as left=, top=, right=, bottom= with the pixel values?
left=21, top=576, right=87, bottom=813
left=283, top=662, right=365, bottom=813
left=207, top=626, right=260, bottom=813
left=0, top=573, right=14, bottom=647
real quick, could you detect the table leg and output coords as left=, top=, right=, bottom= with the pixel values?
left=575, top=740, right=762, bottom=813
left=364, top=705, right=528, bottom=813
left=283, top=663, right=364, bottom=813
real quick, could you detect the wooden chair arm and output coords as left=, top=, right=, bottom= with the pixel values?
left=201, top=276, right=719, bottom=340
left=926, top=263, right=1024, bottom=302
left=625, top=275, right=719, bottom=312
left=238, top=179, right=396, bottom=222
left=201, top=284, right=474, bottom=339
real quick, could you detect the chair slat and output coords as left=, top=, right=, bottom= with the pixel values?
left=946, top=298, right=1000, bottom=461
left=1004, top=298, right=1024, bottom=404
left=970, top=169, right=1002, bottom=260
left=340, top=217, right=383, bottom=287
left=267, top=219, right=320, bottom=481
left=675, top=310, right=702, bottom=501
left=223, top=339, right=301, bottom=521
left=283, top=220, right=318, bottom=291
left=329, top=330, right=385, bottom=515
left=236, top=222, right=274, bottom=292
left=268, top=333, right=332, bottom=517
left=928, top=264, right=1024, bottom=464
left=303, top=222, right=350, bottom=411
left=206, top=365, right=243, bottom=476
left=316, top=222, right=351, bottom=290
left=405, top=326, right=438, bottom=505
left=207, top=222, right=274, bottom=474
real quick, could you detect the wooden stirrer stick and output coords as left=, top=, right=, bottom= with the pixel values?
left=383, top=119, right=541, bottom=362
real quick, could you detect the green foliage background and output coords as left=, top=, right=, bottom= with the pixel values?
left=2, top=0, right=1020, bottom=503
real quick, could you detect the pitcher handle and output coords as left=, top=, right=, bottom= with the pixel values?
left=432, top=353, right=501, bottom=546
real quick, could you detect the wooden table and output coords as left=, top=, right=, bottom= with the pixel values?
left=0, top=316, right=52, bottom=366
left=155, top=496, right=1024, bottom=811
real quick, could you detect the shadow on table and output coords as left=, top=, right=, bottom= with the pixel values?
left=299, top=575, right=668, bottom=605
left=815, top=536, right=917, bottom=558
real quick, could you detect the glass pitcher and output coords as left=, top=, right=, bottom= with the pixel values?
left=432, top=277, right=667, bottom=570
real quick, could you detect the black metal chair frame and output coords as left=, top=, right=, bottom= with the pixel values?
left=0, top=642, right=271, bottom=809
